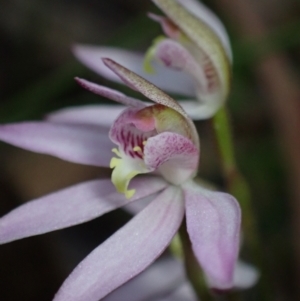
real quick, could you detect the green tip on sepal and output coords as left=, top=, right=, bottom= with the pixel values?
left=143, top=36, right=167, bottom=74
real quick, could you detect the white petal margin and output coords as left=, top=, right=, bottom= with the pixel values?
left=175, top=0, right=232, bottom=62
left=0, top=176, right=168, bottom=244
left=46, top=105, right=125, bottom=127
left=53, top=186, right=184, bottom=301
left=73, top=45, right=195, bottom=97
left=0, top=122, right=113, bottom=167
left=183, top=181, right=241, bottom=289
left=233, top=260, right=260, bottom=289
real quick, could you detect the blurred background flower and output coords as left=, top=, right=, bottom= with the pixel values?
left=1, top=0, right=300, bottom=300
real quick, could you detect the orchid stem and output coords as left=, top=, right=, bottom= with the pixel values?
left=212, top=107, right=254, bottom=230
left=179, top=221, right=214, bottom=301
left=212, top=107, right=269, bottom=299
left=212, top=107, right=258, bottom=250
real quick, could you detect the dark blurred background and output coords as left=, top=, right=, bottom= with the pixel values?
left=1, top=0, right=300, bottom=300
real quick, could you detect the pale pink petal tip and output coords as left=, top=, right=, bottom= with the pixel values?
left=184, top=182, right=241, bottom=289
left=74, top=77, right=144, bottom=107
left=53, top=186, right=184, bottom=301
left=0, top=122, right=113, bottom=167
left=46, top=105, right=125, bottom=127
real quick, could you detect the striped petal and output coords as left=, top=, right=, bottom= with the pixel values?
left=53, top=186, right=184, bottom=301
left=0, top=176, right=167, bottom=244
left=102, top=58, right=199, bottom=148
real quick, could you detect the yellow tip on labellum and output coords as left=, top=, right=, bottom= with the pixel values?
left=109, top=148, right=147, bottom=199
left=133, top=146, right=142, bottom=152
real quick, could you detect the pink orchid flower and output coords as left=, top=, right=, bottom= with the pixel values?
left=73, top=0, right=232, bottom=120
left=0, top=59, right=241, bottom=301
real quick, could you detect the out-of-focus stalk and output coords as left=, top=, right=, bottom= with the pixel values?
left=212, top=107, right=269, bottom=300
left=178, top=222, right=214, bottom=301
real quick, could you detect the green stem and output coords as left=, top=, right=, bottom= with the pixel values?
left=212, top=107, right=270, bottom=300
left=212, top=107, right=254, bottom=232
left=178, top=221, right=214, bottom=301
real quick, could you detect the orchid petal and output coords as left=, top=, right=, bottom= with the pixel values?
left=108, top=107, right=157, bottom=198
left=123, top=194, right=155, bottom=215
left=73, top=45, right=195, bottom=96
left=154, top=39, right=208, bottom=90
left=0, top=122, right=113, bottom=167
left=152, top=0, right=231, bottom=103
left=183, top=181, right=241, bottom=289
left=75, top=77, right=145, bottom=107
left=104, top=257, right=257, bottom=301
left=53, top=186, right=184, bottom=301
left=175, top=0, right=232, bottom=61
left=234, top=260, right=259, bottom=289
left=150, top=38, right=225, bottom=119
left=102, top=58, right=200, bottom=148
left=148, top=13, right=181, bottom=40
left=158, top=283, right=197, bottom=301
left=0, top=176, right=167, bottom=244
left=145, top=132, right=199, bottom=184
left=46, top=105, right=125, bottom=127
left=103, top=58, right=188, bottom=117
left=103, top=256, right=187, bottom=301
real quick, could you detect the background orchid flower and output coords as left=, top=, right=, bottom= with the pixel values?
left=103, top=255, right=258, bottom=301
left=103, top=256, right=198, bottom=301
left=0, top=58, right=241, bottom=301
left=73, top=0, right=232, bottom=120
